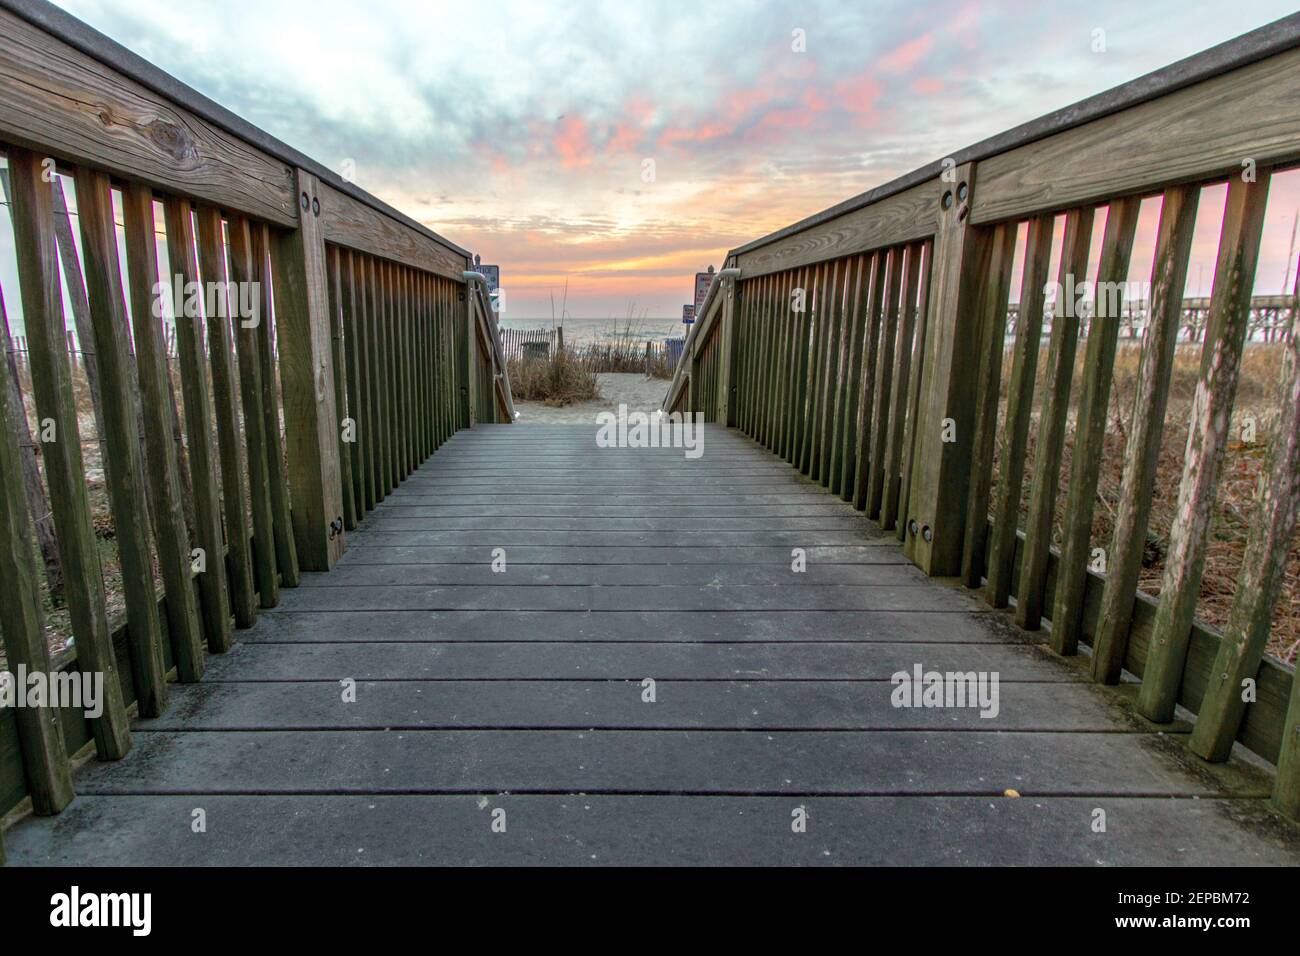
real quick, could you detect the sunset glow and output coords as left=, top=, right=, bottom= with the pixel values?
left=45, top=0, right=1300, bottom=317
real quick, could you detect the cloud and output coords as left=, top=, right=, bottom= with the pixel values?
left=40, top=0, right=1300, bottom=318
left=877, top=32, right=935, bottom=73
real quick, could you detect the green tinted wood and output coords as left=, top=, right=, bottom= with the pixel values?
left=0, top=274, right=74, bottom=812
left=1138, top=172, right=1272, bottom=723
left=959, top=224, right=1018, bottom=587
left=163, top=197, right=232, bottom=654
left=227, top=216, right=280, bottom=607
left=73, top=168, right=168, bottom=716
left=120, top=184, right=205, bottom=682
left=195, top=206, right=256, bottom=624
left=1016, top=207, right=1095, bottom=630
left=6, top=147, right=130, bottom=759
left=1050, top=196, right=1141, bottom=653
left=1090, top=186, right=1200, bottom=684
left=251, top=223, right=300, bottom=588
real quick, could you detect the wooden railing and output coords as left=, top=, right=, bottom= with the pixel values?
left=0, top=0, right=511, bottom=857
left=667, top=13, right=1300, bottom=818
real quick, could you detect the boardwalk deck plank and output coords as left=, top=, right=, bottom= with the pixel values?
left=8, top=795, right=1294, bottom=867
left=6, top=424, right=1295, bottom=865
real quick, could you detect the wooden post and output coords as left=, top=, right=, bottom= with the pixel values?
left=1090, top=186, right=1200, bottom=683
left=983, top=213, right=1053, bottom=604
left=894, top=244, right=933, bottom=542
left=74, top=168, right=169, bottom=716
left=1049, top=197, right=1141, bottom=654
left=879, top=244, right=926, bottom=530
left=163, top=196, right=233, bottom=654
left=252, top=224, right=301, bottom=588
left=228, top=216, right=281, bottom=607
left=271, top=169, right=346, bottom=571
left=339, top=250, right=368, bottom=515
left=1015, top=207, right=1095, bottom=630
left=459, top=281, right=473, bottom=428
left=1189, top=269, right=1300, bottom=761
left=0, top=279, right=74, bottom=812
left=369, top=256, right=392, bottom=499
left=959, top=223, right=1018, bottom=587
left=195, top=206, right=257, bottom=623
left=817, top=260, right=845, bottom=485
left=6, top=147, right=131, bottom=760
left=325, top=245, right=357, bottom=531
left=865, top=250, right=906, bottom=516
left=851, top=257, right=888, bottom=509
left=1137, top=172, right=1271, bottom=723
left=120, top=184, right=206, bottom=683
left=354, top=254, right=378, bottom=507
left=717, top=274, right=739, bottom=426
left=903, top=163, right=990, bottom=575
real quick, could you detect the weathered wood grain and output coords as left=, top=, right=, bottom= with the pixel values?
left=272, top=170, right=345, bottom=571
left=735, top=180, right=941, bottom=278
left=878, top=243, right=925, bottom=532
left=74, top=167, right=168, bottom=715
left=316, top=178, right=465, bottom=282
left=0, top=8, right=295, bottom=225
left=959, top=223, right=1018, bottom=587
left=973, top=46, right=1300, bottom=224
left=851, top=253, right=888, bottom=511
left=865, top=247, right=906, bottom=518
left=325, top=245, right=356, bottom=532
left=251, top=223, right=300, bottom=588
left=339, top=249, right=368, bottom=517
left=830, top=257, right=865, bottom=497
left=1015, top=207, right=1095, bottom=629
left=0, top=249, right=61, bottom=598
left=0, top=274, right=74, bottom=813
left=1050, top=196, right=1141, bottom=653
left=1090, top=186, right=1200, bottom=684
left=6, top=146, right=130, bottom=759
left=120, top=183, right=205, bottom=682
left=1190, top=270, right=1300, bottom=762
left=163, top=196, right=232, bottom=654
left=894, top=242, right=932, bottom=543
left=1138, top=172, right=1272, bottom=723
left=195, top=206, right=256, bottom=626
left=903, top=165, right=987, bottom=575
left=227, top=216, right=280, bottom=608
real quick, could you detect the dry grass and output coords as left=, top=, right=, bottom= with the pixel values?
left=507, top=347, right=600, bottom=406
left=991, top=338, right=1297, bottom=665
left=578, top=318, right=678, bottom=379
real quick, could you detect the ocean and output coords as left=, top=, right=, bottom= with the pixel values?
left=497, top=315, right=689, bottom=346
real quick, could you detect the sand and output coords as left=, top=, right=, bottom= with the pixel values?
left=511, top=372, right=672, bottom=424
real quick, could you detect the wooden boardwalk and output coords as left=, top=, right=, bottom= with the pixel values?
left=5, top=425, right=1298, bottom=865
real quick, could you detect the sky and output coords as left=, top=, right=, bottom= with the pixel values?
left=14, top=0, right=1300, bottom=320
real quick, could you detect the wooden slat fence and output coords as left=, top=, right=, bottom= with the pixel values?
left=0, top=0, right=512, bottom=860
left=665, top=13, right=1300, bottom=819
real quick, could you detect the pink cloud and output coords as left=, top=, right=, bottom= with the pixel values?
left=878, top=32, right=934, bottom=73
left=833, top=71, right=884, bottom=117
left=910, top=75, right=944, bottom=95
left=554, top=115, right=594, bottom=168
